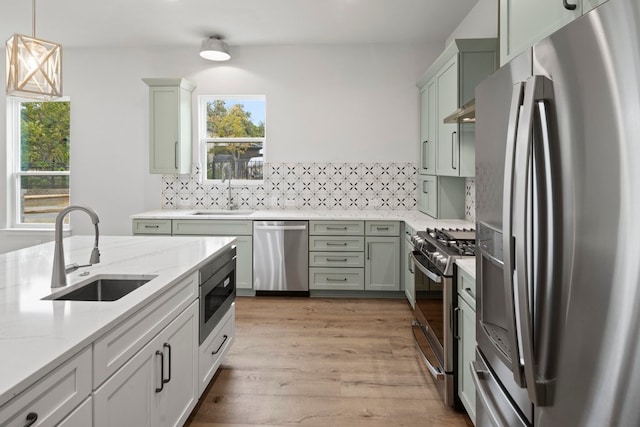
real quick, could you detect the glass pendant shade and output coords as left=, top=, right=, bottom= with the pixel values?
left=6, top=33, right=62, bottom=100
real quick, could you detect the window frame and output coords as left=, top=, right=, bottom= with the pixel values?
left=7, top=97, right=71, bottom=229
left=197, top=95, right=266, bottom=185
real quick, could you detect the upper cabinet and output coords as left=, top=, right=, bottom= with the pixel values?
left=417, top=39, right=497, bottom=178
left=500, top=0, right=609, bottom=66
left=143, top=78, right=196, bottom=174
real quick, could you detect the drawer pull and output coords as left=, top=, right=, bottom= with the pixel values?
left=327, top=258, right=348, bottom=262
left=144, top=225, right=160, bottom=229
left=24, top=413, right=38, bottom=427
left=376, top=226, right=389, bottom=231
left=163, top=343, right=172, bottom=385
left=563, top=0, right=577, bottom=10
left=326, top=277, right=348, bottom=282
left=326, top=226, right=348, bottom=230
left=155, top=350, right=164, bottom=393
left=212, top=335, right=229, bottom=355
left=465, top=287, right=476, bottom=299
left=326, top=242, right=348, bottom=246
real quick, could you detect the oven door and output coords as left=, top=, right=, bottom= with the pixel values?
left=411, top=251, right=455, bottom=406
left=199, top=257, right=236, bottom=344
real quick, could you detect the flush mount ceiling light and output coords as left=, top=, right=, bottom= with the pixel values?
left=199, top=36, right=231, bottom=61
left=6, top=0, right=62, bottom=100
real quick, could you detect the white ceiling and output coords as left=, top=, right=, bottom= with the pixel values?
left=1, top=0, right=477, bottom=49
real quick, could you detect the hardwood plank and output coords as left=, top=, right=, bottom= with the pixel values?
left=186, top=297, right=472, bottom=427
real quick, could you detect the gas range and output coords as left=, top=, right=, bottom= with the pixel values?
left=411, top=227, right=476, bottom=276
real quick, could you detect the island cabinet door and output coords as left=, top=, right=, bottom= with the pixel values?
left=94, top=302, right=198, bottom=427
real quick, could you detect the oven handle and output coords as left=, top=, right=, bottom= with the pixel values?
left=410, top=252, right=442, bottom=283
left=411, top=321, right=444, bottom=379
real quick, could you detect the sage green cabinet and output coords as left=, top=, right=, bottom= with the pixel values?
left=436, top=56, right=460, bottom=176
left=419, top=78, right=437, bottom=175
left=417, top=176, right=465, bottom=219
left=142, top=78, right=196, bottom=174
left=456, top=267, right=476, bottom=424
left=168, top=219, right=253, bottom=290
left=402, top=226, right=415, bottom=309
left=132, top=219, right=172, bottom=235
left=365, top=237, right=400, bottom=292
left=500, top=0, right=581, bottom=66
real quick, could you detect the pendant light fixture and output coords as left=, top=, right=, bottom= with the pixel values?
left=6, top=0, right=62, bottom=100
left=199, top=36, right=230, bottom=61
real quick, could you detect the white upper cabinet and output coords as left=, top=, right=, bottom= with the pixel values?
left=143, top=78, right=196, bottom=174
left=500, top=0, right=610, bottom=66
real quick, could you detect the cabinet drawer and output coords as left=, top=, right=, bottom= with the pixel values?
left=309, top=252, right=365, bottom=268
left=365, top=221, right=400, bottom=236
left=0, top=347, right=92, bottom=427
left=93, top=271, right=198, bottom=387
left=309, top=221, right=364, bottom=235
left=132, top=219, right=172, bottom=235
left=199, top=303, right=235, bottom=396
left=309, top=236, right=364, bottom=252
left=173, top=219, right=252, bottom=235
left=309, top=268, right=365, bottom=291
left=457, top=268, right=476, bottom=306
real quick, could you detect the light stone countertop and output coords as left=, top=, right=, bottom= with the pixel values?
left=455, top=258, right=476, bottom=280
left=0, top=235, right=235, bottom=407
left=131, top=208, right=475, bottom=234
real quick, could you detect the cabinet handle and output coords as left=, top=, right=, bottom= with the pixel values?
left=212, top=335, right=229, bottom=355
left=24, top=413, right=38, bottom=427
left=376, top=226, right=389, bottom=231
left=163, top=343, right=172, bottom=384
left=423, top=181, right=429, bottom=194
left=144, top=224, right=160, bottom=229
left=326, top=226, right=348, bottom=230
left=563, top=0, right=577, bottom=10
left=174, top=141, right=179, bottom=169
left=423, top=140, right=428, bottom=170
left=326, top=242, right=348, bottom=246
left=155, top=350, right=164, bottom=393
left=327, top=258, right=348, bottom=262
left=408, top=253, right=414, bottom=274
left=454, top=307, right=461, bottom=340
left=367, top=242, right=371, bottom=260
left=451, top=131, right=457, bottom=170
left=327, top=277, right=348, bottom=282
left=465, top=287, right=476, bottom=300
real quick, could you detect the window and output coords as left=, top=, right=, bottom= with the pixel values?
left=8, top=98, right=70, bottom=227
left=199, top=96, right=265, bottom=182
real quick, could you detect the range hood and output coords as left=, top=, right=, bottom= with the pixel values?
left=443, top=99, right=475, bottom=123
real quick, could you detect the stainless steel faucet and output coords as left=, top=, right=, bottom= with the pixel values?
left=51, top=205, right=101, bottom=288
left=221, top=164, right=236, bottom=210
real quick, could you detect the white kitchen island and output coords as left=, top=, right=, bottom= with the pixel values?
left=0, top=235, right=235, bottom=425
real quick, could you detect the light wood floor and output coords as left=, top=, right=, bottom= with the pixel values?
left=186, top=296, right=473, bottom=427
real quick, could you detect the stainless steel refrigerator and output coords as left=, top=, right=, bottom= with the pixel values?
left=473, top=0, right=640, bottom=425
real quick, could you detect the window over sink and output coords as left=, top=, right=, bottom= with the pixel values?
left=198, top=95, right=265, bottom=183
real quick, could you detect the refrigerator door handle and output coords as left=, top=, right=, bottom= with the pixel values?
left=502, top=81, right=527, bottom=388
left=513, top=75, right=555, bottom=406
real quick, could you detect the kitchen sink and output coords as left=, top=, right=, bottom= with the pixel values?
left=190, top=210, right=255, bottom=216
left=43, top=275, right=157, bottom=302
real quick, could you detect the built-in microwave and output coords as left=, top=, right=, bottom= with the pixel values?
left=199, top=247, right=236, bottom=345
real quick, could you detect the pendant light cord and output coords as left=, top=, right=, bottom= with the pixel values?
left=32, top=0, right=36, bottom=38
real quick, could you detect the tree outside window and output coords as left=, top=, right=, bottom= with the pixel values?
left=201, top=97, right=265, bottom=181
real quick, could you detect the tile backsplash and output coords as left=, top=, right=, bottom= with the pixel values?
left=162, top=162, right=477, bottom=221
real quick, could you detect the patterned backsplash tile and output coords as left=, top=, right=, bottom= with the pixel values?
left=161, top=162, right=477, bottom=221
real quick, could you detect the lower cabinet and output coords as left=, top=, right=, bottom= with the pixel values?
left=456, top=268, right=476, bottom=424
left=58, top=397, right=93, bottom=427
left=199, top=304, right=235, bottom=395
left=365, top=237, right=400, bottom=291
left=402, top=237, right=415, bottom=308
left=94, top=301, right=198, bottom=427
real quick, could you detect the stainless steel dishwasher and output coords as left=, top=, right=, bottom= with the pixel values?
left=253, top=220, right=309, bottom=295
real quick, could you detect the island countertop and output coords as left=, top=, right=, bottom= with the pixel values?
left=0, top=235, right=235, bottom=407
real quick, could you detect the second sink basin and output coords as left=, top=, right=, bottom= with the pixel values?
left=43, top=275, right=157, bottom=302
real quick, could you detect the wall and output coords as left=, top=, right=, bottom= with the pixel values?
left=1, top=42, right=441, bottom=252
left=446, top=0, right=499, bottom=46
